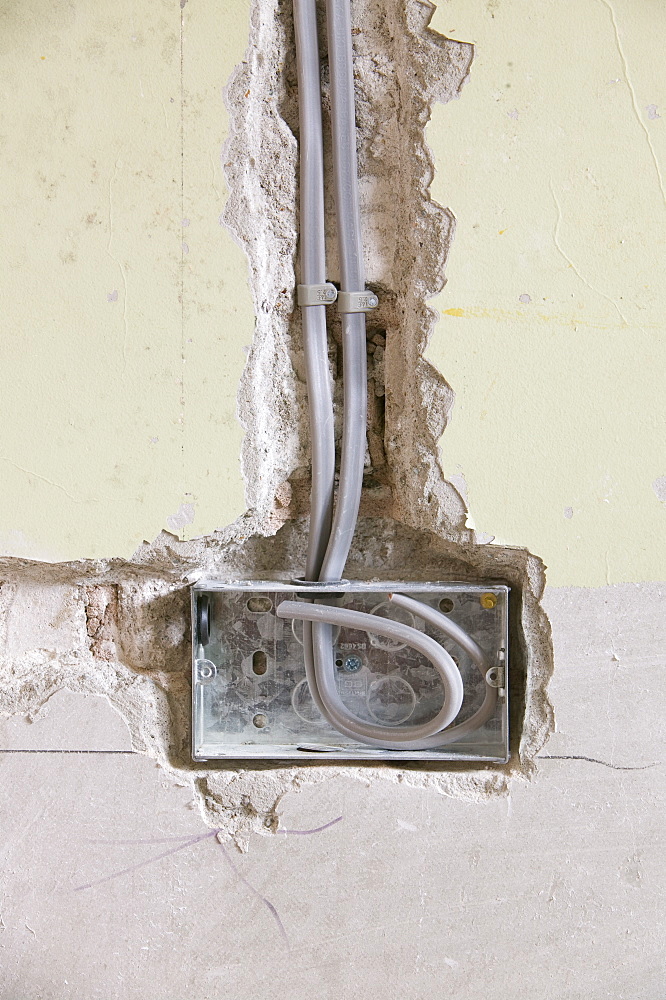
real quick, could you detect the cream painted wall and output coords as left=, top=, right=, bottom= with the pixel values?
left=427, top=0, right=666, bottom=586
left=1, top=0, right=664, bottom=587
left=0, top=0, right=252, bottom=560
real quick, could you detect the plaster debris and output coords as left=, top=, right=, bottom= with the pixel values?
left=0, top=0, right=554, bottom=845
left=84, top=585, right=118, bottom=662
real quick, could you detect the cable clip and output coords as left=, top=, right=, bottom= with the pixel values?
left=337, top=290, right=379, bottom=313
left=297, top=283, right=338, bottom=307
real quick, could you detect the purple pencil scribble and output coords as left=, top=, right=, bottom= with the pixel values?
left=107, top=289, right=118, bottom=302
left=73, top=829, right=219, bottom=891
left=86, top=815, right=342, bottom=844
left=278, top=815, right=343, bottom=836
left=84, top=834, right=208, bottom=845
left=74, top=815, right=340, bottom=941
left=218, top=843, right=289, bottom=948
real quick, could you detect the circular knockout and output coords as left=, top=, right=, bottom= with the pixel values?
left=367, top=601, right=417, bottom=651
left=366, top=675, right=416, bottom=726
left=291, top=678, right=326, bottom=726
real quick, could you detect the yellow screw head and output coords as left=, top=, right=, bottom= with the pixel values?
left=480, top=592, right=497, bottom=609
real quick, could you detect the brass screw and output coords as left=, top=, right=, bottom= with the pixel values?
left=480, top=592, right=497, bottom=609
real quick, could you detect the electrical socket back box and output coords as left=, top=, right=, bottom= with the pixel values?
left=192, top=580, right=509, bottom=762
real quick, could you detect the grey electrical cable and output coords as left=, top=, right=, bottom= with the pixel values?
left=294, top=0, right=373, bottom=743
left=294, top=0, right=336, bottom=581
left=279, top=594, right=497, bottom=749
left=278, top=600, right=465, bottom=742
left=305, top=0, right=380, bottom=744
left=318, top=0, right=367, bottom=581
left=388, top=594, right=499, bottom=742
left=293, top=0, right=337, bottom=748
left=290, top=0, right=496, bottom=750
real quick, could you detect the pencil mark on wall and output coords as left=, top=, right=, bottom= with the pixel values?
left=538, top=754, right=661, bottom=771
left=74, top=828, right=220, bottom=891
left=218, top=841, right=290, bottom=947
left=74, top=813, right=342, bottom=945
left=278, top=815, right=343, bottom=835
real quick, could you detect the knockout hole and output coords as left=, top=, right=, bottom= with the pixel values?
left=247, top=596, right=273, bottom=613
left=252, top=650, right=267, bottom=675
left=439, top=598, right=454, bottom=614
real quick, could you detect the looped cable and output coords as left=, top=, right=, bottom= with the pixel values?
left=278, top=593, right=496, bottom=749
left=278, top=600, right=464, bottom=741
left=290, top=0, right=494, bottom=749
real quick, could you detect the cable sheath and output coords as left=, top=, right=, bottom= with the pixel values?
left=294, top=0, right=336, bottom=581
left=281, top=595, right=496, bottom=749
left=319, top=0, right=367, bottom=580
left=279, top=600, right=465, bottom=742
left=291, top=0, right=497, bottom=750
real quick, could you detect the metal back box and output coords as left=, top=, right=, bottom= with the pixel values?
left=192, top=580, right=509, bottom=762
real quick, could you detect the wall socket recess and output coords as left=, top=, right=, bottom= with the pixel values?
left=191, top=580, right=509, bottom=762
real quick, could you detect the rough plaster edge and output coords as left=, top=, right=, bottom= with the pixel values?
left=218, top=0, right=554, bottom=785
left=0, top=0, right=554, bottom=846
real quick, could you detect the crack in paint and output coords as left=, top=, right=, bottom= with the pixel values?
left=598, top=0, right=666, bottom=208
left=549, top=180, right=629, bottom=327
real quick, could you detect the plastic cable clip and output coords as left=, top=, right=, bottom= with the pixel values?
left=297, top=283, right=338, bottom=307
left=337, top=290, right=379, bottom=313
